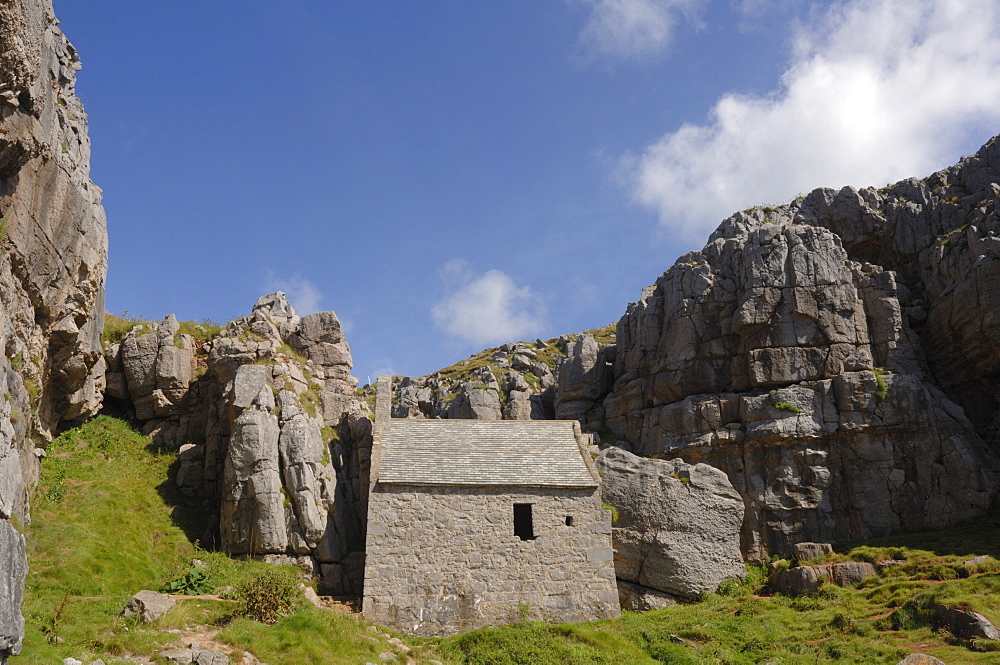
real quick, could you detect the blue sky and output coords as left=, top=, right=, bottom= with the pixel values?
left=54, top=0, right=1000, bottom=383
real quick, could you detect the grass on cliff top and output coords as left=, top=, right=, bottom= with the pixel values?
left=15, top=416, right=1000, bottom=664
left=102, top=312, right=224, bottom=346
left=431, top=323, right=617, bottom=388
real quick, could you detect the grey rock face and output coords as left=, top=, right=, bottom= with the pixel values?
left=110, top=294, right=370, bottom=596
left=1, top=1, right=109, bottom=658
left=595, top=447, right=746, bottom=601
left=555, top=335, right=609, bottom=427
left=288, top=311, right=353, bottom=384
left=122, top=590, right=176, bottom=623
left=119, top=315, right=194, bottom=422
left=600, top=142, right=1000, bottom=557
left=616, top=580, right=678, bottom=612
left=447, top=383, right=502, bottom=420
left=0, top=522, right=26, bottom=659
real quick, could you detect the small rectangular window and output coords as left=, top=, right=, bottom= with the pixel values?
left=565, top=516, right=574, bottom=527
left=513, top=503, right=535, bottom=541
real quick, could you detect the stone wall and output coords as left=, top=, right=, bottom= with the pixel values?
left=363, top=484, right=620, bottom=636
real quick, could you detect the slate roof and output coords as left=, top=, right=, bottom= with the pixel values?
left=376, top=419, right=599, bottom=488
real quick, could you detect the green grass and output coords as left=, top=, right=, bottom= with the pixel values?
left=177, top=319, right=225, bottom=344
left=14, top=416, right=1000, bottom=664
left=101, top=312, right=154, bottom=345
left=218, top=607, right=395, bottom=664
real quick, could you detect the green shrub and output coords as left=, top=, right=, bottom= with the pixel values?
left=162, top=567, right=213, bottom=595
left=234, top=567, right=300, bottom=624
left=601, top=502, right=619, bottom=522
left=773, top=401, right=800, bottom=413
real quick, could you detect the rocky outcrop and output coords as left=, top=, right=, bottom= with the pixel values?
left=384, top=334, right=614, bottom=422
left=108, top=294, right=371, bottom=595
left=600, top=137, right=1000, bottom=559
left=554, top=334, right=612, bottom=428
left=595, top=447, right=745, bottom=601
left=0, top=0, right=108, bottom=658
left=769, top=561, right=876, bottom=596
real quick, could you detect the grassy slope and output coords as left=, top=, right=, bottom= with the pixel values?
left=13, top=416, right=1000, bottom=664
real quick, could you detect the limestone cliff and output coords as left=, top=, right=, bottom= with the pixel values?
left=106, top=294, right=371, bottom=596
left=601, top=136, right=1000, bottom=559
left=0, top=0, right=108, bottom=658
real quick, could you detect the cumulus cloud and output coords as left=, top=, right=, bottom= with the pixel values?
left=625, top=0, right=1000, bottom=241
left=431, top=261, right=546, bottom=347
left=262, top=269, right=323, bottom=316
left=576, top=0, right=706, bottom=59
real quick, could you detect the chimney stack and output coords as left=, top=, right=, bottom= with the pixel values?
left=374, top=375, right=392, bottom=441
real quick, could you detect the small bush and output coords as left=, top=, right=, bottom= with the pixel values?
left=163, top=567, right=213, bottom=595
left=773, top=401, right=800, bottom=413
left=601, top=502, right=619, bottom=522
left=234, top=567, right=300, bottom=624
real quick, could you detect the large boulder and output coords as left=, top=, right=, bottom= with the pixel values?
left=933, top=604, right=1000, bottom=642
left=595, top=447, right=746, bottom=601
left=122, top=590, right=175, bottom=623
left=446, top=383, right=502, bottom=420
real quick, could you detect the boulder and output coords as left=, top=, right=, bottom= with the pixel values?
left=933, top=604, right=1000, bottom=641
left=447, top=383, right=502, bottom=420
left=793, top=542, right=833, bottom=562
left=122, top=590, right=176, bottom=623
left=595, top=447, right=745, bottom=600
left=896, top=656, right=945, bottom=665
left=770, top=561, right=877, bottom=596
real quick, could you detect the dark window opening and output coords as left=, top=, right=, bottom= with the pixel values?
left=565, top=516, right=574, bottom=527
left=513, top=503, right=535, bottom=541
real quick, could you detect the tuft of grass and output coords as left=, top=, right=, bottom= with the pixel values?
left=300, top=382, right=322, bottom=417
left=874, top=369, right=888, bottom=400
left=101, top=312, right=153, bottom=345
left=177, top=319, right=224, bottom=345
left=773, top=400, right=800, bottom=413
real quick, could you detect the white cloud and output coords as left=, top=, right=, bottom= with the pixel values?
left=262, top=269, right=323, bottom=316
left=625, top=0, right=1000, bottom=241
left=431, top=260, right=546, bottom=347
left=576, top=0, right=706, bottom=59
